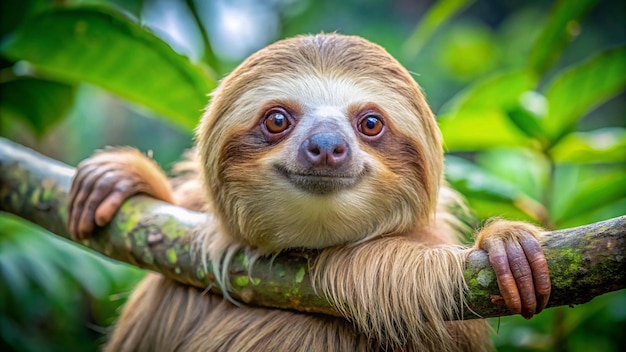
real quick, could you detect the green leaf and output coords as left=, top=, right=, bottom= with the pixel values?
left=436, top=21, right=498, bottom=81
left=445, top=155, right=545, bottom=222
left=0, top=0, right=50, bottom=38
left=1, top=7, right=215, bottom=130
left=542, top=47, right=626, bottom=140
left=403, top=0, right=475, bottom=58
left=104, top=0, right=144, bottom=19
left=505, top=91, right=549, bottom=141
left=0, top=240, right=28, bottom=298
left=446, top=155, right=522, bottom=202
left=0, top=77, right=76, bottom=137
left=439, top=109, right=535, bottom=150
left=476, top=148, right=550, bottom=202
left=0, top=212, right=142, bottom=303
left=438, top=70, right=539, bottom=150
left=550, top=164, right=626, bottom=228
left=555, top=170, right=626, bottom=225
left=461, top=198, right=536, bottom=223
left=440, top=70, right=538, bottom=114
left=557, top=198, right=626, bottom=229
left=528, top=0, right=597, bottom=75
left=9, top=234, right=70, bottom=299
left=507, top=107, right=546, bottom=141
left=550, top=128, right=626, bottom=163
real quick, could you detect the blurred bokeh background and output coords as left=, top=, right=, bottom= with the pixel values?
left=1, top=0, right=624, bottom=350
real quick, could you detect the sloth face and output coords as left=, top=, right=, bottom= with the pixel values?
left=198, top=34, right=443, bottom=252
left=262, top=101, right=387, bottom=196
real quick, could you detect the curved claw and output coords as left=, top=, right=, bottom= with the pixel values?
left=518, top=232, right=551, bottom=314
left=69, top=164, right=141, bottom=240
left=67, top=149, right=174, bottom=241
left=476, top=221, right=551, bottom=319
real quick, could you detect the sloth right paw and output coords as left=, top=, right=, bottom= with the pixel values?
left=476, top=221, right=551, bottom=320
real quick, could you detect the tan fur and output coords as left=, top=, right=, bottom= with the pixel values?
left=90, top=148, right=175, bottom=204
left=96, top=34, right=549, bottom=351
left=107, top=273, right=488, bottom=352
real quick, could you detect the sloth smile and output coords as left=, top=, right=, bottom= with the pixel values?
left=275, top=165, right=363, bottom=195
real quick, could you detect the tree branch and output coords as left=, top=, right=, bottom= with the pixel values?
left=1, top=137, right=624, bottom=319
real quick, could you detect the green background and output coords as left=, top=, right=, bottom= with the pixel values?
left=1, top=0, right=624, bottom=350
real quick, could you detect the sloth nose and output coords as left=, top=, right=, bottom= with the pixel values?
left=299, top=133, right=351, bottom=169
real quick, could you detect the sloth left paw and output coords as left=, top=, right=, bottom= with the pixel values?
left=476, top=221, right=551, bottom=319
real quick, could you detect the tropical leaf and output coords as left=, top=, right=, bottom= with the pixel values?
left=542, top=47, right=626, bottom=141
left=0, top=0, right=48, bottom=38
left=438, top=70, right=539, bottom=150
left=403, top=0, right=475, bottom=58
left=475, top=148, right=550, bottom=202
left=550, top=128, right=626, bottom=163
left=445, top=155, right=545, bottom=222
left=439, top=109, right=535, bottom=150
left=554, top=170, right=626, bottom=225
left=528, top=0, right=596, bottom=74
left=505, top=91, right=549, bottom=142
left=440, top=70, right=538, bottom=113
left=0, top=77, right=76, bottom=137
left=0, top=7, right=215, bottom=130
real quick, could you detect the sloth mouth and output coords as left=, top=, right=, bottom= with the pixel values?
left=275, top=165, right=364, bottom=195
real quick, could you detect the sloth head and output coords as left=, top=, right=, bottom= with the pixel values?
left=197, top=34, right=443, bottom=253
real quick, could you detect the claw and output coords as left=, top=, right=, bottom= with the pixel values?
left=67, top=148, right=174, bottom=241
left=476, top=221, right=551, bottom=319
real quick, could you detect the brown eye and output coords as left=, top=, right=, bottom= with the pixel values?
left=261, top=107, right=295, bottom=142
left=264, top=109, right=291, bottom=134
left=358, top=114, right=384, bottom=136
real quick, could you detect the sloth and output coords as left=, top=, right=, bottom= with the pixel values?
left=68, top=33, right=550, bottom=351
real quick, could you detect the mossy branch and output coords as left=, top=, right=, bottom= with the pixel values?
left=1, top=137, right=624, bottom=319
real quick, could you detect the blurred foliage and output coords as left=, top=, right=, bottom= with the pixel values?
left=0, top=0, right=624, bottom=351
left=0, top=214, right=144, bottom=351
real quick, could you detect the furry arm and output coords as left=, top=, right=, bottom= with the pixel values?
left=1, top=137, right=624, bottom=319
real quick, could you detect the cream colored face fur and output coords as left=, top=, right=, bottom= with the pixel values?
left=198, top=34, right=443, bottom=253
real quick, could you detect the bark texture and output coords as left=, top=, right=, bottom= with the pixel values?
left=1, top=137, right=624, bottom=319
